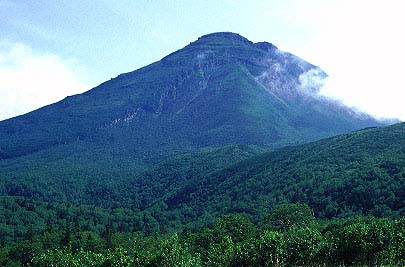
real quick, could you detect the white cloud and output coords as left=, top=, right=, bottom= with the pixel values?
left=271, top=0, right=405, bottom=120
left=298, top=68, right=326, bottom=95
left=0, top=41, right=90, bottom=121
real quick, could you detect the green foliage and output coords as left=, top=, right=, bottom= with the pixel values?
left=154, top=234, right=201, bottom=267
left=206, top=236, right=236, bottom=267
left=212, top=214, right=256, bottom=243
left=32, top=235, right=201, bottom=267
left=144, top=123, right=405, bottom=227
left=265, top=203, right=315, bottom=231
left=256, top=231, right=284, bottom=267
left=0, top=144, right=263, bottom=210
left=283, top=226, right=324, bottom=266
left=1, top=124, right=405, bottom=266
left=0, top=209, right=404, bottom=267
left=33, top=249, right=107, bottom=267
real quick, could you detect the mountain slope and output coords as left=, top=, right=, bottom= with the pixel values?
left=0, top=144, right=263, bottom=207
left=144, top=122, right=405, bottom=227
left=0, top=32, right=386, bottom=206
left=0, top=32, right=383, bottom=159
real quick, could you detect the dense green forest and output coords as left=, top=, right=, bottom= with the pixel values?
left=150, top=123, right=405, bottom=228
left=0, top=145, right=264, bottom=208
left=1, top=123, right=405, bottom=266
left=0, top=124, right=405, bottom=231
left=2, top=123, right=405, bottom=228
left=0, top=200, right=403, bottom=267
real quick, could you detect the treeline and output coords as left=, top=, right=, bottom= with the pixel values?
left=1, top=203, right=404, bottom=266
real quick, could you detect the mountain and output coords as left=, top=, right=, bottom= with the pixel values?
left=143, top=122, right=405, bottom=228
left=0, top=32, right=386, bottom=206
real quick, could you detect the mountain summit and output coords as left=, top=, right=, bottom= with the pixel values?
left=0, top=32, right=386, bottom=203
left=192, top=32, right=253, bottom=45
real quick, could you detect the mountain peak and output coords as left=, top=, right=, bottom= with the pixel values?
left=192, top=32, right=253, bottom=46
left=254, top=41, right=278, bottom=52
left=191, top=33, right=278, bottom=52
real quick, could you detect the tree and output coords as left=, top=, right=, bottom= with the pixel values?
left=255, top=230, right=285, bottom=267
left=153, top=233, right=201, bottom=267
left=212, top=214, right=256, bottom=243
left=265, top=203, right=315, bottom=231
left=284, top=226, right=324, bottom=266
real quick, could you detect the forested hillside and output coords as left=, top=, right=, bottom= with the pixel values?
left=1, top=123, right=404, bottom=233
left=0, top=145, right=263, bottom=208
left=146, top=123, right=405, bottom=227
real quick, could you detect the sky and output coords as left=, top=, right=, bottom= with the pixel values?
left=1, top=0, right=404, bottom=121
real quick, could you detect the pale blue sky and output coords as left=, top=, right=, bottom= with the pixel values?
left=1, top=0, right=305, bottom=82
left=1, top=0, right=404, bottom=120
